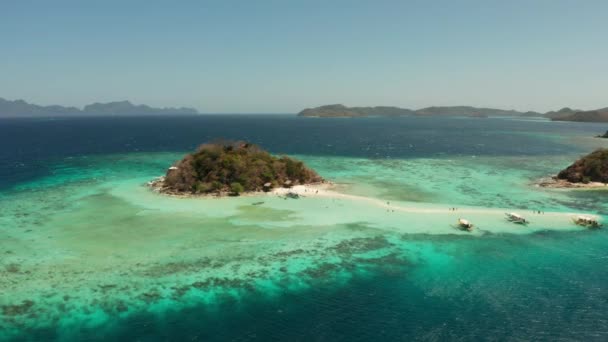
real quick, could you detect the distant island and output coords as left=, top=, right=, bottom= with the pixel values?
left=597, top=131, right=608, bottom=138
left=150, top=141, right=323, bottom=196
left=0, top=97, right=198, bottom=118
left=298, top=104, right=608, bottom=122
left=298, top=104, right=415, bottom=118
left=538, top=149, right=608, bottom=188
left=550, top=108, right=608, bottom=123
left=544, top=107, right=579, bottom=120
left=4, top=96, right=608, bottom=122
left=415, top=106, right=535, bottom=117
left=298, top=104, right=541, bottom=118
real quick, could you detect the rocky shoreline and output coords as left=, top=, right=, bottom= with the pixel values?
left=148, top=176, right=332, bottom=198
left=536, top=176, right=608, bottom=189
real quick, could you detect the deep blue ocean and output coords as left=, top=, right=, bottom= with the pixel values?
left=2, top=115, right=608, bottom=341
left=0, top=115, right=602, bottom=190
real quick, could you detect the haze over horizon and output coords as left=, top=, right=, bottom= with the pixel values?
left=2, top=0, right=607, bottom=113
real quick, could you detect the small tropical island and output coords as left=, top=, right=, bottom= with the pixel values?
left=539, top=149, right=608, bottom=188
left=150, top=141, right=324, bottom=196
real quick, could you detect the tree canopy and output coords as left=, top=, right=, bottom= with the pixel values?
left=557, top=149, right=608, bottom=183
left=163, top=141, right=322, bottom=195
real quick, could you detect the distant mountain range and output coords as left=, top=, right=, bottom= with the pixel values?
left=0, top=97, right=199, bottom=117
left=550, top=108, right=608, bottom=123
left=298, top=104, right=608, bottom=122
left=297, top=104, right=542, bottom=118
left=2, top=97, right=607, bottom=122
left=297, top=104, right=415, bottom=118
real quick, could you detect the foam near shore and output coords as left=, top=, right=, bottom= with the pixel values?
left=536, top=176, right=608, bottom=189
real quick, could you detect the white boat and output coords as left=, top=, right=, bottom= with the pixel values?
left=505, top=212, right=528, bottom=224
left=573, top=215, right=601, bottom=229
left=457, top=218, right=474, bottom=231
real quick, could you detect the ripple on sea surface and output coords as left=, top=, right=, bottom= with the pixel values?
left=2, top=150, right=608, bottom=341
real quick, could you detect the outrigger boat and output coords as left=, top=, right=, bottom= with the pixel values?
left=505, top=212, right=528, bottom=225
left=457, top=218, right=474, bottom=231
left=286, top=192, right=300, bottom=199
left=573, top=215, right=601, bottom=229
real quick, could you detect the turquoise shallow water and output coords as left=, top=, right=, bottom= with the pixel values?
left=2, top=116, right=608, bottom=341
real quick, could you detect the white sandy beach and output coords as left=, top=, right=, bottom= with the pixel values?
left=147, top=180, right=602, bottom=234
left=265, top=183, right=601, bottom=234
left=536, top=177, right=608, bottom=189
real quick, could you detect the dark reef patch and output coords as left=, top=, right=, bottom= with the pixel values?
left=329, top=235, right=393, bottom=255
left=98, top=284, right=118, bottom=293
left=300, top=262, right=341, bottom=279
left=139, top=291, right=162, bottom=304
left=141, top=258, right=219, bottom=277
left=2, top=300, right=35, bottom=316
left=4, top=263, right=20, bottom=273
left=116, top=301, right=129, bottom=313
left=190, top=277, right=255, bottom=292
left=355, top=252, right=412, bottom=276
left=272, top=248, right=307, bottom=258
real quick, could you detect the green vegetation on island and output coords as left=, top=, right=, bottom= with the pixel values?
left=157, top=141, right=323, bottom=195
left=557, top=149, right=608, bottom=184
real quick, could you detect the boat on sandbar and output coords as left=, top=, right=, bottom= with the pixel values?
left=457, top=218, right=474, bottom=231
left=286, top=192, right=300, bottom=199
left=572, top=215, right=601, bottom=229
left=505, top=212, right=528, bottom=225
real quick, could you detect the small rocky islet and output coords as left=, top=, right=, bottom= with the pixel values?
left=150, top=141, right=323, bottom=196
left=540, top=149, right=608, bottom=188
left=557, top=149, right=608, bottom=184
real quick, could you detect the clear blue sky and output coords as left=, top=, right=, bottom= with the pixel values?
left=1, top=0, right=607, bottom=113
